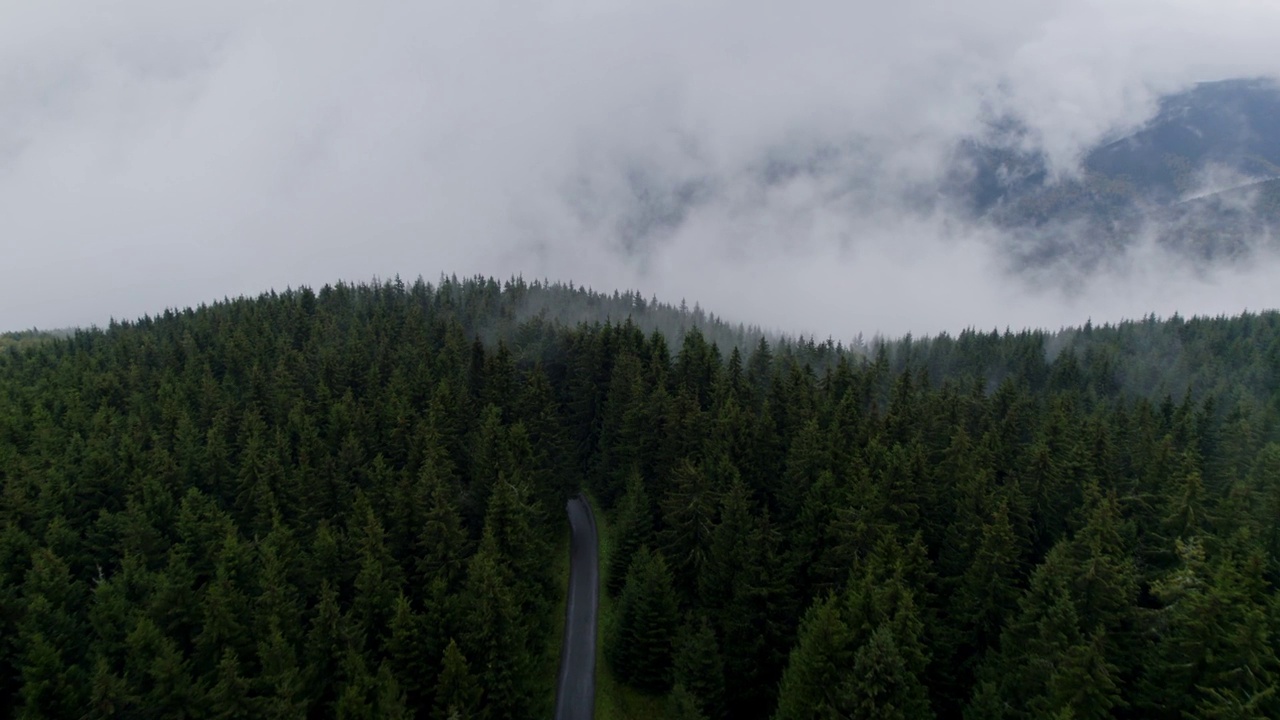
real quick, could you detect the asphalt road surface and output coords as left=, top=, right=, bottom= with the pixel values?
left=554, top=494, right=599, bottom=720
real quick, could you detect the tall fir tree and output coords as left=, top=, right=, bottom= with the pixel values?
left=609, top=547, right=680, bottom=694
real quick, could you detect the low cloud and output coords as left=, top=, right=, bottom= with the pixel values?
left=4, top=0, right=1280, bottom=338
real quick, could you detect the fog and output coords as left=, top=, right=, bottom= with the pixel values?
left=4, top=0, right=1280, bottom=338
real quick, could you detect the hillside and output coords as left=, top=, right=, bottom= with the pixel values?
left=585, top=77, right=1280, bottom=274
left=0, top=330, right=73, bottom=353
left=958, top=78, right=1280, bottom=268
left=1, top=278, right=1278, bottom=718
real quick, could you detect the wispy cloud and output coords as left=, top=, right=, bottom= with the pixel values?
left=3, top=0, right=1280, bottom=337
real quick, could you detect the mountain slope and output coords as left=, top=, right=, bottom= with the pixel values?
left=1, top=277, right=1279, bottom=718
left=958, top=77, right=1280, bottom=267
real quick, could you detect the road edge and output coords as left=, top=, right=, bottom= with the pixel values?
left=553, top=493, right=600, bottom=720
left=578, top=492, right=599, bottom=706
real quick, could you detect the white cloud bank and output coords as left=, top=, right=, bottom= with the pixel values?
left=3, top=0, right=1280, bottom=337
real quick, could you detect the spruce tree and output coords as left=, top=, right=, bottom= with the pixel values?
left=432, top=639, right=482, bottom=720
left=207, top=648, right=259, bottom=719
left=256, top=625, right=306, bottom=719
left=1138, top=537, right=1280, bottom=718
left=667, top=683, right=711, bottom=720
left=659, top=460, right=719, bottom=599
left=673, top=615, right=726, bottom=720
left=385, top=594, right=430, bottom=712
left=349, top=491, right=404, bottom=653
left=609, top=547, right=679, bottom=694
left=608, top=469, right=655, bottom=598
left=773, top=596, right=852, bottom=720
left=458, top=535, right=533, bottom=718
left=415, top=461, right=470, bottom=591
left=838, top=625, right=933, bottom=720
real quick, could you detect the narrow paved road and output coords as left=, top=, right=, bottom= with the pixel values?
left=555, top=494, right=599, bottom=720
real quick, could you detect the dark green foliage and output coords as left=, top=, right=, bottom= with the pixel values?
left=608, top=547, right=679, bottom=694
left=256, top=625, right=306, bottom=718
left=1136, top=537, right=1280, bottom=718
left=0, top=278, right=643, bottom=718
left=432, top=639, right=483, bottom=720
left=704, top=482, right=795, bottom=716
left=607, top=469, right=655, bottom=597
left=415, top=458, right=470, bottom=590
left=842, top=625, right=933, bottom=720
left=968, top=486, right=1137, bottom=719
left=774, top=540, right=935, bottom=720
left=2, top=276, right=1280, bottom=719
left=673, top=615, right=726, bottom=719
left=458, top=535, right=536, bottom=718
left=0, top=328, right=71, bottom=352
left=659, top=459, right=719, bottom=598
left=385, top=594, right=432, bottom=711
left=772, top=595, right=850, bottom=720
left=207, top=648, right=258, bottom=719
left=667, top=683, right=711, bottom=720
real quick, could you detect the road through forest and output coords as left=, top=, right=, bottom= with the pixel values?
left=554, top=494, right=599, bottom=720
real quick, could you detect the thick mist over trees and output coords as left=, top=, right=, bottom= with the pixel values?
left=7, top=2, right=1280, bottom=336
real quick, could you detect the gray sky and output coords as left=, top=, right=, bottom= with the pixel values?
left=4, top=0, right=1280, bottom=338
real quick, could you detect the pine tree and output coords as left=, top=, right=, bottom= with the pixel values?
left=459, top=537, right=533, bottom=718
left=335, top=651, right=379, bottom=720
left=837, top=625, right=933, bottom=720
left=371, top=662, right=411, bottom=720
left=18, top=632, right=87, bottom=719
left=233, top=409, right=284, bottom=538
left=482, top=474, right=550, bottom=620
left=598, top=352, right=646, bottom=506
left=86, top=655, right=132, bottom=719
left=304, top=582, right=361, bottom=712
left=385, top=594, right=431, bottom=712
left=1244, top=442, right=1280, bottom=579
left=207, top=648, right=259, bottom=719
left=349, top=491, right=404, bottom=652
left=415, top=460, right=470, bottom=591
left=941, top=499, right=1023, bottom=697
left=699, top=478, right=753, bottom=613
left=125, top=615, right=198, bottom=718
left=256, top=625, right=306, bottom=719
left=777, top=418, right=829, bottom=522
left=706, top=484, right=795, bottom=715
left=673, top=615, right=726, bottom=720
left=253, top=522, right=303, bottom=645
left=1163, top=449, right=1209, bottom=541
left=772, top=596, right=852, bottom=720
left=659, top=460, right=718, bottom=599
left=17, top=547, right=90, bottom=717
left=1037, top=630, right=1123, bottom=720
left=608, top=469, right=655, bottom=598
left=515, top=364, right=577, bottom=510
left=667, top=683, right=711, bottom=720
left=432, top=639, right=483, bottom=720
left=840, top=555, right=933, bottom=718
left=1138, top=536, right=1280, bottom=718
left=972, top=491, right=1136, bottom=720
left=465, top=404, right=508, bottom=528
left=609, top=547, right=679, bottom=694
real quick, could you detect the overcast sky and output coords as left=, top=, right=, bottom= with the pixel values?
left=4, top=0, right=1280, bottom=338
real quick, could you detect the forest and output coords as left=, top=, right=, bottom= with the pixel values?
left=1, top=275, right=1278, bottom=718
left=0, top=330, right=72, bottom=354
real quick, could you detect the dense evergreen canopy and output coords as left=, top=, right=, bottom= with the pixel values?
left=1, top=275, right=1278, bottom=718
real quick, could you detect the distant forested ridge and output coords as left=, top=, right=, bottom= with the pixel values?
left=1, top=276, right=1278, bottom=718
left=0, top=329, right=72, bottom=353
left=957, top=78, right=1280, bottom=268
